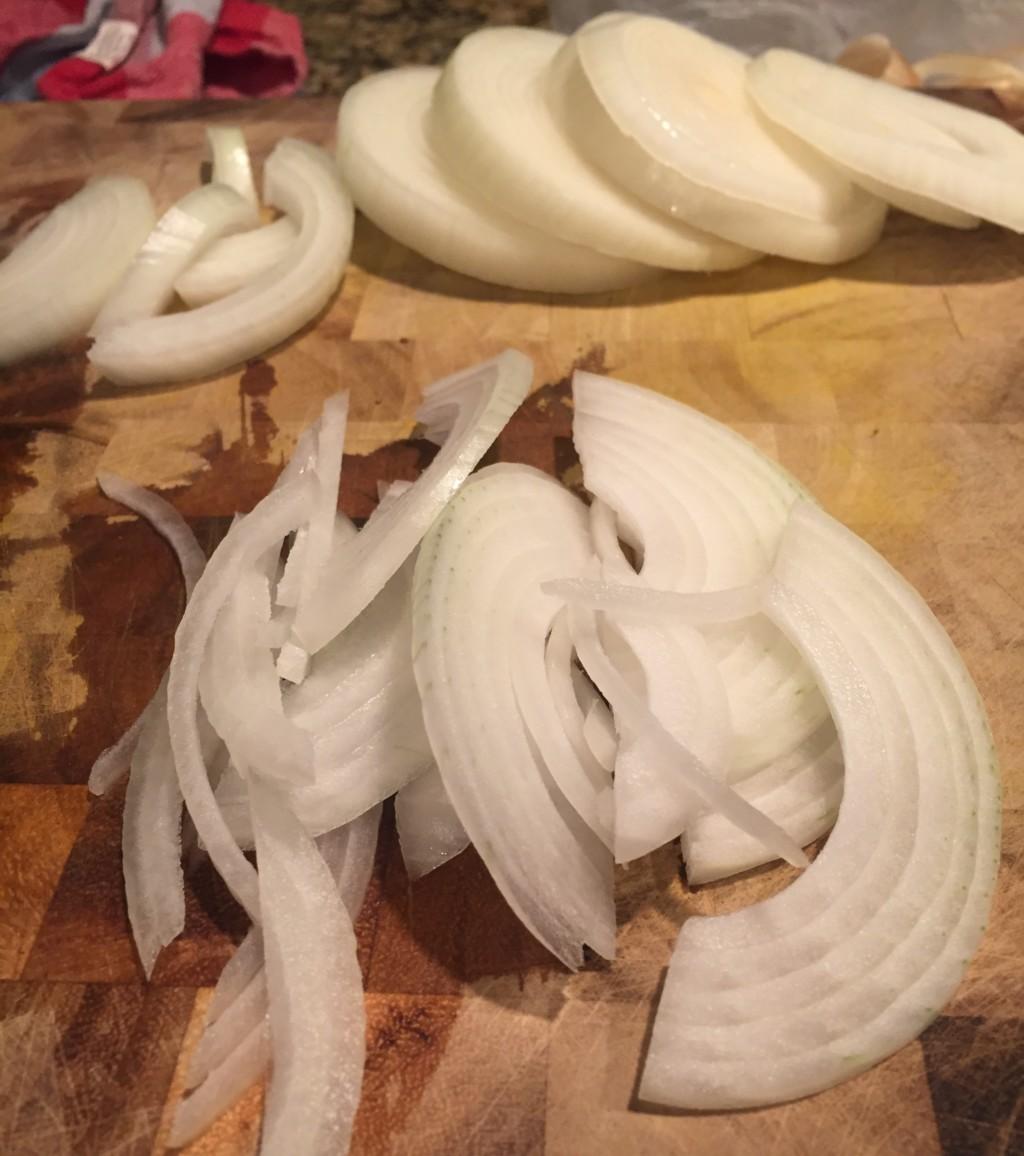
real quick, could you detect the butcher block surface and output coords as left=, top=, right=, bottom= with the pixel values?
left=0, top=98, right=1022, bottom=1156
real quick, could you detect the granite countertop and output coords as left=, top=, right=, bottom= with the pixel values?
left=274, top=0, right=551, bottom=96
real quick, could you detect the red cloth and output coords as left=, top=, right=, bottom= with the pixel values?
left=31, top=0, right=306, bottom=100
left=0, top=2, right=85, bottom=71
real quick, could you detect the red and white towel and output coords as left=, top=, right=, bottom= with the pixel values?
left=0, top=0, right=306, bottom=100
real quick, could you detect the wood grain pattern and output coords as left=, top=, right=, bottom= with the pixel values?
left=0, top=98, right=1022, bottom=1156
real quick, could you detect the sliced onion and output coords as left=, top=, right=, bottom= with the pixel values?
left=169, top=475, right=315, bottom=920
left=0, top=176, right=154, bottom=366
left=90, top=184, right=257, bottom=335
left=206, top=927, right=264, bottom=1027
left=640, top=500, right=999, bottom=1108
left=573, top=370, right=838, bottom=874
left=431, top=27, right=758, bottom=271
left=175, top=217, right=298, bottom=308
left=413, top=464, right=615, bottom=968
left=121, top=680, right=183, bottom=977
left=748, top=49, right=1024, bottom=231
left=552, top=15, right=887, bottom=262
left=89, top=139, right=353, bottom=387
left=293, top=350, right=532, bottom=657
left=207, top=125, right=259, bottom=208
left=250, top=781, right=365, bottom=1156
left=544, top=608, right=614, bottom=790
left=582, top=698, right=617, bottom=773
left=89, top=474, right=206, bottom=795
left=217, top=553, right=431, bottom=845
left=568, top=602, right=807, bottom=869
left=169, top=1020, right=270, bottom=1150
left=199, top=568, right=314, bottom=785
left=682, top=719, right=843, bottom=884
left=395, top=765, right=470, bottom=879
left=278, top=391, right=349, bottom=680
left=184, top=806, right=380, bottom=1099
left=543, top=577, right=764, bottom=625
left=337, top=67, right=657, bottom=293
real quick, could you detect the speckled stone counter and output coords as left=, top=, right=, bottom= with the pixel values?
left=275, top=0, right=550, bottom=96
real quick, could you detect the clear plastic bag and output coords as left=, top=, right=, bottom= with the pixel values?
left=548, top=0, right=1024, bottom=61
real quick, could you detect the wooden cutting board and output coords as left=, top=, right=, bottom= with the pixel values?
left=0, top=97, right=1021, bottom=1156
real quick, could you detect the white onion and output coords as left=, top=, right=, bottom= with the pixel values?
left=216, top=552, right=431, bottom=846
left=748, top=49, right=1024, bottom=231
left=552, top=15, right=887, bottom=262
left=250, top=780, right=365, bottom=1156
left=395, top=766, right=470, bottom=879
left=168, top=475, right=315, bottom=920
left=0, top=177, right=154, bottom=366
left=567, top=602, right=807, bottom=869
left=278, top=391, right=349, bottom=679
left=89, top=139, right=353, bottom=386
left=175, top=217, right=298, bottom=307
left=88, top=474, right=206, bottom=795
left=199, top=568, right=314, bottom=785
left=413, top=464, right=615, bottom=968
left=337, top=67, right=657, bottom=293
left=582, top=698, right=617, bottom=773
left=293, top=349, right=533, bottom=657
left=641, top=500, right=1000, bottom=1108
left=169, top=1021, right=270, bottom=1149
left=206, top=125, right=259, bottom=208
left=543, top=577, right=764, bottom=625
left=181, top=806, right=380, bottom=1123
left=91, top=183, right=257, bottom=334
left=431, top=27, right=758, bottom=271
left=573, top=371, right=840, bottom=875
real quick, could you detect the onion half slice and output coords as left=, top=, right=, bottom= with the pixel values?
left=395, top=765, right=470, bottom=879
left=748, top=49, right=1024, bottom=231
left=573, top=371, right=841, bottom=876
left=640, top=500, right=1000, bottom=1108
left=293, top=349, right=532, bottom=656
left=431, top=27, right=758, bottom=271
left=207, top=125, right=259, bottom=208
left=89, top=139, right=353, bottom=387
left=412, top=464, right=615, bottom=968
left=337, top=66, right=657, bottom=293
left=168, top=475, right=315, bottom=920
left=175, top=806, right=381, bottom=1144
left=175, top=217, right=298, bottom=308
left=91, top=183, right=257, bottom=334
left=0, top=177, right=154, bottom=366
left=89, top=474, right=205, bottom=795
left=553, top=14, right=887, bottom=262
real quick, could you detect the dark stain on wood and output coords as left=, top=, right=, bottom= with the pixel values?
left=354, top=994, right=460, bottom=1154
left=920, top=1013, right=1024, bottom=1155
left=367, top=816, right=562, bottom=998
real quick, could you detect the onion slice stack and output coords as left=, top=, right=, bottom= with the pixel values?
left=0, top=177, right=154, bottom=366
left=89, top=139, right=354, bottom=387
left=412, top=464, right=616, bottom=968
left=640, top=500, right=1000, bottom=1108
left=336, top=67, right=656, bottom=293
left=572, top=370, right=842, bottom=879
left=293, top=349, right=533, bottom=657
left=551, top=14, right=887, bottom=262
left=91, top=183, right=257, bottom=334
left=431, top=27, right=758, bottom=271
left=747, top=49, right=1024, bottom=231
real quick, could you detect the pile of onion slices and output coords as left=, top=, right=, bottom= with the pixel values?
left=91, top=350, right=999, bottom=1150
